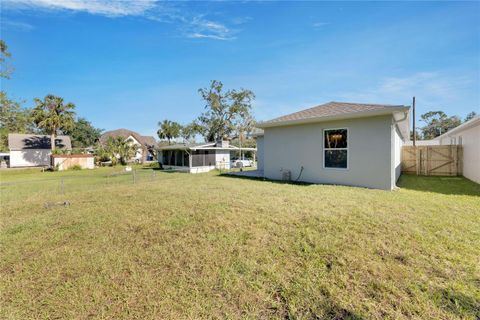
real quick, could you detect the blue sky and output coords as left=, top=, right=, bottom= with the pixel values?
left=1, top=0, right=479, bottom=137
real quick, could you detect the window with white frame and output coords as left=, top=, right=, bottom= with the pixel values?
left=324, top=128, right=348, bottom=169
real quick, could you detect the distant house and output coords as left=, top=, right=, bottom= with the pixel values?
left=157, top=140, right=256, bottom=173
left=255, top=101, right=410, bottom=190
left=8, top=134, right=72, bottom=167
left=434, top=116, right=480, bottom=183
left=99, top=129, right=157, bottom=162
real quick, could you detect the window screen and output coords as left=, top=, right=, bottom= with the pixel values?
left=324, top=129, right=348, bottom=169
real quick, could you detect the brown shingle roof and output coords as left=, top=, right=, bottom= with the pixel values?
left=258, top=101, right=408, bottom=127
left=140, top=136, right=157, bottom=147
left=8, top=134, right=72, bottom=150
left=100, top=129, right=157, bottom=147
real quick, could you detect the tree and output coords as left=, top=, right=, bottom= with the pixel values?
left=180, top=122, right=197, bottom=143
left=96, top=136, right=138, bottom=165
left=465, top=111, right=477, bottom=122
left=157, top=119, right=181, bottom=144
left=65, top=117, right=103, bottom=148
left=31, top=95, right=76, bottom=151
left=0, top=92, right=32, bottom=151
left=0, top=40, right=13, bottom=79
left=196, top=80, right=255, bottom=142
left=0, top=40, right=31, bottom=151
left=420, top=111, right=461, bottom=140
left=117, top=137, right=138, bottom=165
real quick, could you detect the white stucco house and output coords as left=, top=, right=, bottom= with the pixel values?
left=255, top=101, right=410, bottom=190
left=434, top=116, right=480, bottom=183
left=100, top=129, right=157, bottom=162
left=8, top=134, right=72, bottom=167
left=157, top=140, right=256, bottom=173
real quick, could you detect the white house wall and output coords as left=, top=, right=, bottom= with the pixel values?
left=215, top=150, right=231, bottom=169
left=263, top=115, right=395, bottom=190
left=127, top=135, right=143, bottom=161
left=9, top=150, right=51, bottom=167
left=439, top=124, right=480, bottom=183
left=256, top=136, right=264, bottom=171
left=392, top=123, right=403, bottom=185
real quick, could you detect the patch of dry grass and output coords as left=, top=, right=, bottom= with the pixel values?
left=1, top=168, right=479, bottom=319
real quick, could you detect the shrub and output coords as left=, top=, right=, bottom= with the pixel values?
left=70, top=165, right=82, bottom=170
left=52, top=149, right=67, bottom=155
left=144, top=162, right=160, bottom=169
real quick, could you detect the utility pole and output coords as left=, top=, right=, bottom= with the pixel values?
left=412, top=96, right=416, bottom=147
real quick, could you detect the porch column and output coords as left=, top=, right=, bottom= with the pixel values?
left=189, top=152, right=192, bottom=168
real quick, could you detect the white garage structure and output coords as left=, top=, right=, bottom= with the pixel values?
left=434, top=116, right=480, bottom=183
left=8, top=134, right=72, bottom=168
left=256, top=102, right=410, bottom=190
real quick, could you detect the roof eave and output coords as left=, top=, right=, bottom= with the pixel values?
left=257, top=107, right=410, bottom=128
left=433, top=116, right=480, bottom=140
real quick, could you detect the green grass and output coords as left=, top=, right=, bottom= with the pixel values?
left=1, top=167, right=479, bottom=319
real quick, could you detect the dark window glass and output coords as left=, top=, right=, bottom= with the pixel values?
left=324, top=129, right=347, bottom=149
left=162, top=151, right=168, bottom=165
left=192, top=150, right=203, bottom=167
left=176, top=151, right=183, bottom=166
left=325, top=150, right=347, bottom=168
left=183, top=151, right=189, bottom=167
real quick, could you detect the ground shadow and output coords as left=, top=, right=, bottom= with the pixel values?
left=271, top=285, right=366, bottom=319
left=398, top=174, right=480, bottom=196
left=434, top=288, right=480, bottom=319
left=218, top=172, right=315, bottom=186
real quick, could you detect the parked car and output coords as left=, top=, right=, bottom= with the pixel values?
left=231, top=158, right=253, bottom=168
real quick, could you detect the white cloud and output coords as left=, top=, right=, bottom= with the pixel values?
left=0, top=18, right=34, bottom=31
left=188, top=33, right=232, bottom=41
left=186, top=17, right=236, bottom=41
left=2, top=0, right=157, bottom=17
left=312, top=22, right=329, bottom=28
left=2, top=0, right=243, bottom=41
left=337, top=72, right=475, bottom=110
left=231, top=16, right=252, bottom=25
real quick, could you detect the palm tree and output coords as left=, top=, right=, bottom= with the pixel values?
left=99, top=136, right=138, bottom=166
left=118, top=137, right=138, bottom=165
left=157, top=120, right=181, bottom=145
left=32, top=95, right=76, bottom=151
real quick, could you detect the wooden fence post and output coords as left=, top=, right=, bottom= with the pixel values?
left=416, top=148, right=420, bottom=176
left=425, top=146, right=431, bottom=176
left=452, top=146, right=457, bottom=176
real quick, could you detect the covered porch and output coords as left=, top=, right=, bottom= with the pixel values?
left=157, top=142, right=256, bottom=174
left=160, top=149, right=222, bottom=173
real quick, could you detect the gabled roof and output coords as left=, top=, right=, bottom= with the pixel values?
left=257, top=101, right=409, bottom=128
left=434, top=116, right=480, bottom=140
left=158, top=142, right=216, bottom=151
left=141, top=136, right=157, bottom=147
left=158, top=142, right=256, bottom=151
left=8, top=134, right=72, bottom=150
left=100, top=129, right=157, bottom=147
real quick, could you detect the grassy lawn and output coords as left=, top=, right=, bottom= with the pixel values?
left=1, top=168, right=479, bottom=319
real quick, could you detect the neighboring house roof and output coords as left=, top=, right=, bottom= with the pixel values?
left=8, top=134, right=72, bottom=151
left=257, top=101, right=410, bottom=128
left=158, top=142, right=256, bottom=151
left=141, top=135, right=157, bottom=147
left=434, top=116, right=480, bottom=140
left=100, top=129, right=157, bottom=147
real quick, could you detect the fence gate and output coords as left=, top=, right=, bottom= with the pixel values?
left=402, top=145, right=462, bottom=176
